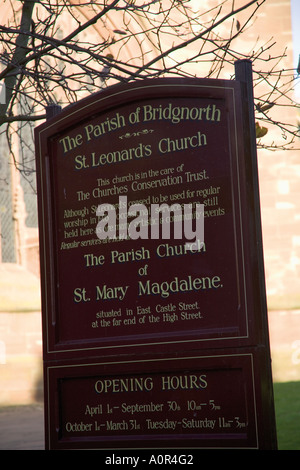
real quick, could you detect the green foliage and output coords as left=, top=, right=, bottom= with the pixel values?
left=274, top=381, right=300, bottom=450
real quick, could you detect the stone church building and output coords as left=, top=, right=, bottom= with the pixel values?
left=0, top=0, right=299, bottom=405
left=1, top=0, right=298, bottom=309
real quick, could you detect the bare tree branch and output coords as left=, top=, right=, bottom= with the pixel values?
left=0, top=0, right=298, bottom=183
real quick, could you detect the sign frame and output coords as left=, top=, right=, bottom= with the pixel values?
left=44, top=350, right=269, bottom=450
left=35, top=64, right=277, bottom=450
left=36, top=78, right=258, bottom=358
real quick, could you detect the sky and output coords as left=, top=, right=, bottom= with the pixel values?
left=291, top=0, right=300, bottom=103
left=291, top=0, right=299, bottom=70
left=291, top=0, right=300, bottom=99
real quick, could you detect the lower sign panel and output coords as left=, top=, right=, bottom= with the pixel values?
left=44, top=352, right=263, bottom=449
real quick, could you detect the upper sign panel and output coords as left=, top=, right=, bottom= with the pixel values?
left=35, top=78, right=254, bottom=356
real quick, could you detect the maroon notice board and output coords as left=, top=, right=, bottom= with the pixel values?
left=35, top=73, right=277, bottom=449
left=44, top=352, right=266, bottom=450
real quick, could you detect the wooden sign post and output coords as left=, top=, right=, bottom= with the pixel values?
left=35, top=61, right=277, bottom=450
